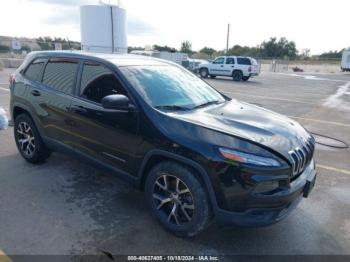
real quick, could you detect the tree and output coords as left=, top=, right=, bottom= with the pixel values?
left=227, top=45, right=260, bottom=57
left=300, top=48, right=311, bottom=59
left=153, top=45, right=177, bottom=52
left=199, top=47, right=216, bottom=56
left=128, top=46, right=144, bottom=53
left=180, top=40, right=193, bottom=54
left=260, top=37, right=298, bottom=58
left=36, top=37, right=81, bottom=50
left=319, top=50, right=343, bottom=59
left=21, top=45, right=31, bottom=53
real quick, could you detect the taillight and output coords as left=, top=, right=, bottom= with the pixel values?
left=248, top=66, right=252, bottom=72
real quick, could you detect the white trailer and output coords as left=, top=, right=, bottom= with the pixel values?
left=341, top=49, right=350, bottom=72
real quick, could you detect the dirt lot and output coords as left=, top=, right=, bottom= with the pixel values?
left=0, top=68, right=350, bottom=260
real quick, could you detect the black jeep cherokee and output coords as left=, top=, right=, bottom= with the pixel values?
left=9, top=51, right=317, bottom=237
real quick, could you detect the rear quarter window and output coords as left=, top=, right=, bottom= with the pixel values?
left=24, top=58, right=46, bottom=82
left=237, top=58, right=252, bottom=65
left=42, top=58, right=79, bottom=94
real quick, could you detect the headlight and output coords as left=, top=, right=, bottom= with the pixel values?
left=219, top=148, right=281, bottom=167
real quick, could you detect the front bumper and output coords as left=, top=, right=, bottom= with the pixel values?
left=215, top=163, right=317, bottom=227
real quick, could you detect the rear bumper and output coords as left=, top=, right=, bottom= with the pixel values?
left=215, top=165, right=317, bottom=227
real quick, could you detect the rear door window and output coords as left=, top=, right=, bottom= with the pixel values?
left=24, top=58, right=46, bottom=82
left=42, top=58, right=79, bottom=94
left=226, top=58, right=235, bottom=64
left=237, top=58, right=252, bottom=65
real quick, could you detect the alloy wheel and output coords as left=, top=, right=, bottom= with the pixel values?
left=17, top=121, right=35, bottom=157
left=152, top=174, right=194, bottom=226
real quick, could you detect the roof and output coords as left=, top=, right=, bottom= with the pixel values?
left=29, top=50, right=174, bottom=67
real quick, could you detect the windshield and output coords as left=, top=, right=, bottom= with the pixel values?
left=120, top=65, right=226, bottom=110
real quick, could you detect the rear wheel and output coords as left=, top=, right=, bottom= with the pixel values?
left=242, top=76, right=250, bottom=81
left=232, top=70, right=243, bottom=81
left=14, top=114, right=51, bottom=164
left=145, top=161, right=212, bottom=237
left=199, top=68, right=209, bottom=78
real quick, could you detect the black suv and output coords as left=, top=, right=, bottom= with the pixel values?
left=9, top=51, right=316, bottom=237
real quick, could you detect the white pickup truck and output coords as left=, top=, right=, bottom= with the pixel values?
left=198, top=56, right=260, bottom=81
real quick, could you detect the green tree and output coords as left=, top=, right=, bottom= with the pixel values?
left=21, top=45, right=31, bottom=53
left=260, top=37, right=298, bottom=58
left=199, top=47, right=216, bottom=56
left=318, top=50, right=343, bottom=59
left=153, top=45, right=177, bottom=52
left=227, top=45, right=260, bottom=57
left=128, top=46, right=144, bottom=53
left=180, top=40, right=193, bottom=54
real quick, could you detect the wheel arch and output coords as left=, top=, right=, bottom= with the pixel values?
left=12, top=103, right=45, bottom=138
left=232, top=69, right=243, bottom=76
left=137, top=150, right=219, bottom=211
left=13, top=105, right=31, bottom=120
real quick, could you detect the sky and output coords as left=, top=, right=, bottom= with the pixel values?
left=0, top=0, right=349, bottom=54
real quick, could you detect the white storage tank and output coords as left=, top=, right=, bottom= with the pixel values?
left=80, top=4, right=127, bottom=53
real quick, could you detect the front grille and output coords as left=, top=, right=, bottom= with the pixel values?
left=288, top=137, right=315, bottom=178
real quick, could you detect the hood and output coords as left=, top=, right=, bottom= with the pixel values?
left=167, top=100, right=313, bottom=160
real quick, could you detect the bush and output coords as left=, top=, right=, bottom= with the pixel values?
left=0, top=45, right=10, bottom=53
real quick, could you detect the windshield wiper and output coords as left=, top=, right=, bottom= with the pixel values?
left=155, top=105, right=191, bottom=111
left=193, top=100, right=221, bottom=109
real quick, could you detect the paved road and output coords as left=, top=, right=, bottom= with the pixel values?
left=0, top=69, right=350, bottom=257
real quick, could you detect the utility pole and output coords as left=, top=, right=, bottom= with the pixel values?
left=226, top=23, right=230, bottom=54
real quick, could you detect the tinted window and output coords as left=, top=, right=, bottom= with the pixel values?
left=226, top=58, right=235, bottom=64
left=120, top=65, right=225, bottom=109
left=42, top=58, right=78, bottom=94
left=80, top=61, right=126, bottom=104
left=237, top=58, right=251, bottom=65
left=213, top=57, right=225, bottom=64
left=24, top=58, right=46, bottom=81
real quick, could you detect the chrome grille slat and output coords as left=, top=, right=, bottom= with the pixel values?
left=288, top=137, right=315, bottom=178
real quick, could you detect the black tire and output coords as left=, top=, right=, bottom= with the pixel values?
left=145, top=161, right=212, bottom=237
left=209, top=75, right=216, bottom=79
left=199, top=68, right=209, bottom=78
left=242, top=76, right=250, bottom=81
left=14, top=113, right=51, bottom=164
left=232, top=70, right=243, bottom=81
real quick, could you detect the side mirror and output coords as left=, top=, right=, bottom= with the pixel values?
left=102, top=94, right=131, bottom=111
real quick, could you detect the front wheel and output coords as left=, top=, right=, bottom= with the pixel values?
left=232, top=70, right=243, bottom=81
left=145, top=161, right=213, bottom=237
left=199, top=68, right=209, bottom=78
left=14, top=113, right=51, bottom=164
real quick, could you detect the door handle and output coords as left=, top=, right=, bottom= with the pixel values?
left=220, top=65, right=224, bottom=67
left=71, top=105, right=87, bottom=114
left=231, top=65, right=235, bottom=68
left=31, top=90, right=41, bottom=96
